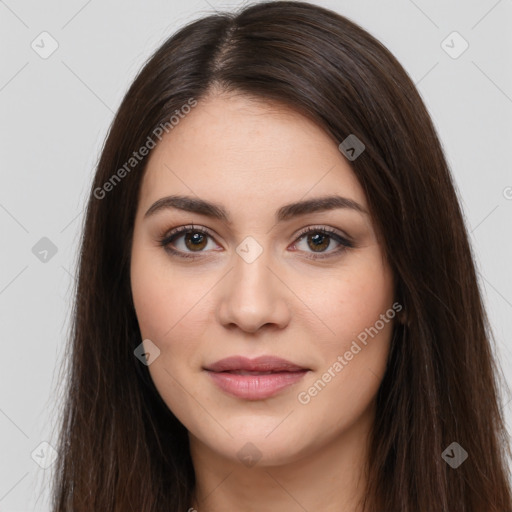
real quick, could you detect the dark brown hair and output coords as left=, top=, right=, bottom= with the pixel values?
left=51, top=1, right=512, bottom=510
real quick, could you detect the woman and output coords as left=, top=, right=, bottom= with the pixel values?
left=51, top=1, right=512, bottom=511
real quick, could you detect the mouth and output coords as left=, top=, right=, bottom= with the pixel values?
left=203, top=356, right=310, bottom=400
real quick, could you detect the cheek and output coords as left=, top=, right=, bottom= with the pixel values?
left=130, top=239, right=207, bottom=343
left=301, top=251, right=394, bottom=346
left=130, top=247, right=211, bottom=426
left=295, top=251, right=395, bottom=409
left=130, top=255, right=206, bottom=430
left=131, top=279, right=212, bottom=382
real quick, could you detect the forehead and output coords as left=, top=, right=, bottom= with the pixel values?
left=138, top=93, right=367, bottom=214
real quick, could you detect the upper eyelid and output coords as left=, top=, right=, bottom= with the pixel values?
left=295, top=225, right=349, bottom=239
left=163, top=224, right=348, bottom=240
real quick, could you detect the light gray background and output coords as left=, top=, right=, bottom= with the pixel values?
left=1, top=0, right=511, bottom=510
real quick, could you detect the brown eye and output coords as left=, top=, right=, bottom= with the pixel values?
left=183, top=231, right=208, bottom=251
left=159, top=225, right=353, bottom=261
left=291, top=226, right=354, bottom=260
left=159, top=225, right=218, bottom=259
left=305, top=232, right=331, bottom=252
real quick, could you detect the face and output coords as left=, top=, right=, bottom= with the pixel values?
left=130, top=92, right=397, bottom=467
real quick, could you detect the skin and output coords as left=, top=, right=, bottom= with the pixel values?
left=130, top=91, right=396, bottom=512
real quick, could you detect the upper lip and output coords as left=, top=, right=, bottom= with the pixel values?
left=204, top=355, right=309, bottom=373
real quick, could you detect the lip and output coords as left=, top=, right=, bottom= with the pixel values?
left=204, top=356, right=310, bottom=400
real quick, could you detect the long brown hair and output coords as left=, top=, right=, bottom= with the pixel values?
left=51, top=1, right=512, bottom=510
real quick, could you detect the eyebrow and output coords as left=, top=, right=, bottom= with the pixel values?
left=144, top=194, right=368, bottom=222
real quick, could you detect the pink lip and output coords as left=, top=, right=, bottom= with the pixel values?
left=204, top=356, right=310, bottom=400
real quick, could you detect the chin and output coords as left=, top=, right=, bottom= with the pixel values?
left=195, top=421, right=315, bottom=467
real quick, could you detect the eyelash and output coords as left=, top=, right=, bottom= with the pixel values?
left=158, top=224, right=354, bottom=261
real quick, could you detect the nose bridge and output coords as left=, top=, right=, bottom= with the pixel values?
left=233, top=238, right=273, bottom=293
left=216, top=235, right=290, bottom=332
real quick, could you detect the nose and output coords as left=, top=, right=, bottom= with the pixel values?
left=215, top=245, right=292, bottom=334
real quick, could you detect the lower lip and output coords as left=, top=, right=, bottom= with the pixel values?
left=205, top=370, right=308, bottom=400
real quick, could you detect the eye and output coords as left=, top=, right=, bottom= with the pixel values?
left=289, top=226, right=354, bottom=260
left=158, top=224, right=354, bottom=260
left=158, top=224, right=219, bottom=259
